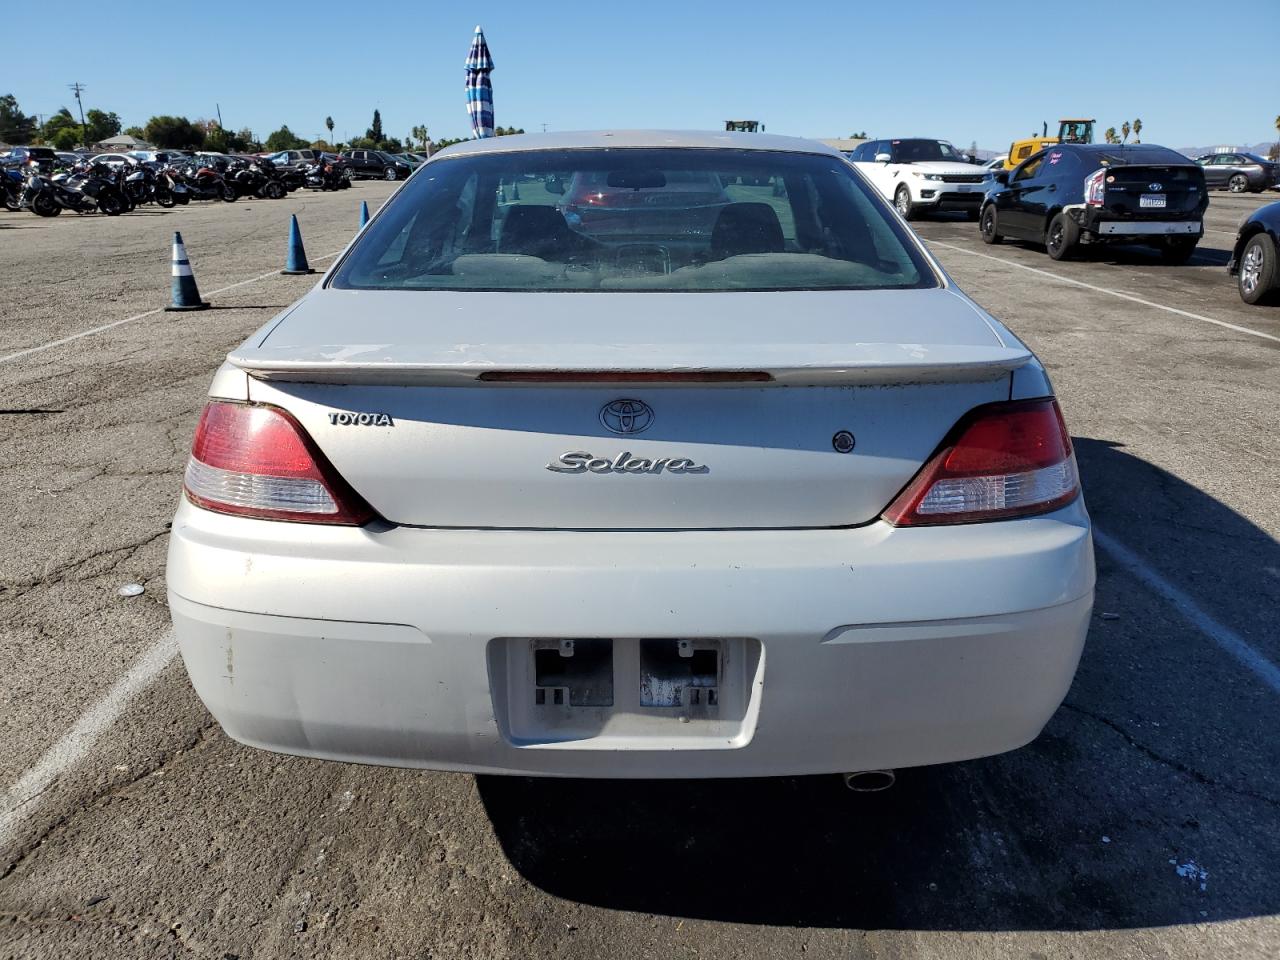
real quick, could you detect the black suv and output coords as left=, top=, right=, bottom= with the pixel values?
left=980, top=143, right=1208, bottom=263
left=340, top=149, right=412, bottom=181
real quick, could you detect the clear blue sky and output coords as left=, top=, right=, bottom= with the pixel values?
left=7, top=0, right=1277, bottom=151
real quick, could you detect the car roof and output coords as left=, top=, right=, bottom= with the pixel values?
left=1065, top=144, right=1193, bottom=164
left=436, top=130, right=842, bottom=159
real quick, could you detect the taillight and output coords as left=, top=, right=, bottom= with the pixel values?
left=183, top=402, right=374, bottom=525
left=882, top=399, right=1079, bottom=526
left=1084, top=168, right=1106, bottom=206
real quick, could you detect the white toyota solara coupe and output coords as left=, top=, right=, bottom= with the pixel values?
left=168, top=131, right=1095, bottom=779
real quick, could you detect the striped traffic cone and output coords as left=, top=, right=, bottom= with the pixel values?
left=281, top=214, right=315, bottom=275
left=359, top=200, right=369, bottom=228
left=164, top=232, right=210, bottom=312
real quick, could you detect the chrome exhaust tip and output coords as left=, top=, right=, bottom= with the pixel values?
left=842, top=770, right=896, bottom=792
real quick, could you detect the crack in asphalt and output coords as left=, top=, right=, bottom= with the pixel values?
left=0, top=529, right=172, bottom=602
left=1062, top=702, right=1280, bottom=810
left=0, top=722, right=220, bottom=884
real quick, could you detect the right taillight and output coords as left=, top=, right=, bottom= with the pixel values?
left=1084, top=168, right=1106, bottom=206
left=183, top=401, right=374, bottom=525
left=883, top=398, right=1080, bottom=526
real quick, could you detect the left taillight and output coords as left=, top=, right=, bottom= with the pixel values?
left=882, top=398, right=1080, bottom=527
left=1084, top=168, right=1106, bottom=206
left=183, top=401, right=374, bottom=525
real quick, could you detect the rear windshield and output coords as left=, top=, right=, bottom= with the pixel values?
left=330, top=148, right=935, bottom=292
left=1089, top=146, right=1193, bottom=167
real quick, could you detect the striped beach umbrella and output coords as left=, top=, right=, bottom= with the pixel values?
left=465, top=26, right=495, bottom=139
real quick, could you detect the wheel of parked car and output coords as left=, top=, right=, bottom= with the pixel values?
left=342, top=167, right=354, bottom=181
left=264, top=181, right=286, bottom=200
left=383, top=166, right=398, bottom=181
left=1045, top=213, right=1078, bottom=260
left=894, top=185, right=914, bottom=220
left=980, top=205, right=1001, bottom=244
left=1228, top=174, right=1249, bottom=193
left=1157, top=237, right=1198, bottom=265
left=1237, top=234, right=1278, bottom=305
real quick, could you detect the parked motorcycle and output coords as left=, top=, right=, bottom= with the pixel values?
left=174, top=162, right=237, bottom=202
left=122, top=163, right=176, bottom=208
left=225, top=157, right=286, bottom=200
left=2, top=166, right=23, bottom=212
left=22, top=162, right=127, bottom=216
left=157, top=166, right=192, bottom=205
left=303, top=158, right=349, bottom=191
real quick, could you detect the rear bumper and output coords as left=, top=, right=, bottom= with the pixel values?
left=168, top=498, right=1095, bottom=778
left=1070, top=206, right=1205, bottom=239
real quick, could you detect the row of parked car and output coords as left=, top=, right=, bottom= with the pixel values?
left=844, top=137, right=1280, bottom=306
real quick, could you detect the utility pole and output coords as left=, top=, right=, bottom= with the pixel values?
left=216, top=103, right=224, bottom=130
left=69, top=82, right=87, bottom=146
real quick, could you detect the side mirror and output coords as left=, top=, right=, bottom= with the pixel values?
left=993, top=171, right=1009, bottom=185
left=874, top=153, right=892, bottom=164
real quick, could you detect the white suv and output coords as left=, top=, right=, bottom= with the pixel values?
left=850, top=138, right=990, bottom=220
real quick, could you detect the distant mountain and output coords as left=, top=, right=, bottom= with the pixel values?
left=1175, top=141, right=1277, bottom=159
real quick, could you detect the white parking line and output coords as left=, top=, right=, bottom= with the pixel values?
left=928, top=241, right=1280, bottom=345
left=1094, top=528, right=1280, bottom=695
left=0, top=632, right=178, bottom=851
left=0, top=251, right=343, bottom=367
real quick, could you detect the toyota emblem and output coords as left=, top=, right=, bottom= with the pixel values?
left=599, top=398, right=655, bottom=435
left=1148, top=182, right=1163, bottom=192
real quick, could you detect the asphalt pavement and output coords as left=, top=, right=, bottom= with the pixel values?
left=1, top=183, right=1278, bottom=960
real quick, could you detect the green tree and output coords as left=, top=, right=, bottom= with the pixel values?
left=366, top=109, right=383, bottom=143
left=1104, top=126, right=1118, bottom=144
left=1121, top=121, right=1131, bottom=143
left=122, top=125, right=146, bottom=139
left=40, top=108, right=79, bottom=146
left=85, top=109, right=121, bottom=143
left=204, top=125, right=231, bottom=153
left=145, top=115, right=206, bottom=149
left=235, top=128, right=261, bottom=151
left=265, top=125, right=309, bottom=151
left=1131, top=118, right=1142, bottom=144
left=325, top=116, right=334, bottom=140
left=849, top=130, right=868, bottom=139
left=0, top=93, right=38, bottom=143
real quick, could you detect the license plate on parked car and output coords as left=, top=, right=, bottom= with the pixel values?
left=1140, top=194, right=1167, bottom=209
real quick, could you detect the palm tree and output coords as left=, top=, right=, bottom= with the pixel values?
left=325, top=116, right=334, bottom=140
left=1104, top=127, right=1118, bottom=144
left=1121, top=121, right=1131, bottom=143
left=1132, top=118, right=1142, bottom=144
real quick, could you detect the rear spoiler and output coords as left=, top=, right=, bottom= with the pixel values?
left=228, top=342, right=1033, bottom=387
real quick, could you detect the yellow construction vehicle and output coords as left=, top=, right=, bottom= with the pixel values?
left=1003, top=119, right=1096, bottom=169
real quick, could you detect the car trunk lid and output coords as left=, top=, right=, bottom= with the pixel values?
left=232, top=288, right=1029, bottom=530
left=1100, top=162, right=1205, bottom=218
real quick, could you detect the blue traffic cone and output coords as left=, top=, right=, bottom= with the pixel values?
left=164, top=232, right=210, bottom=311
left=281, top=214, right=315, bottom=275
left=359, top=200, right=369, bottom=228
